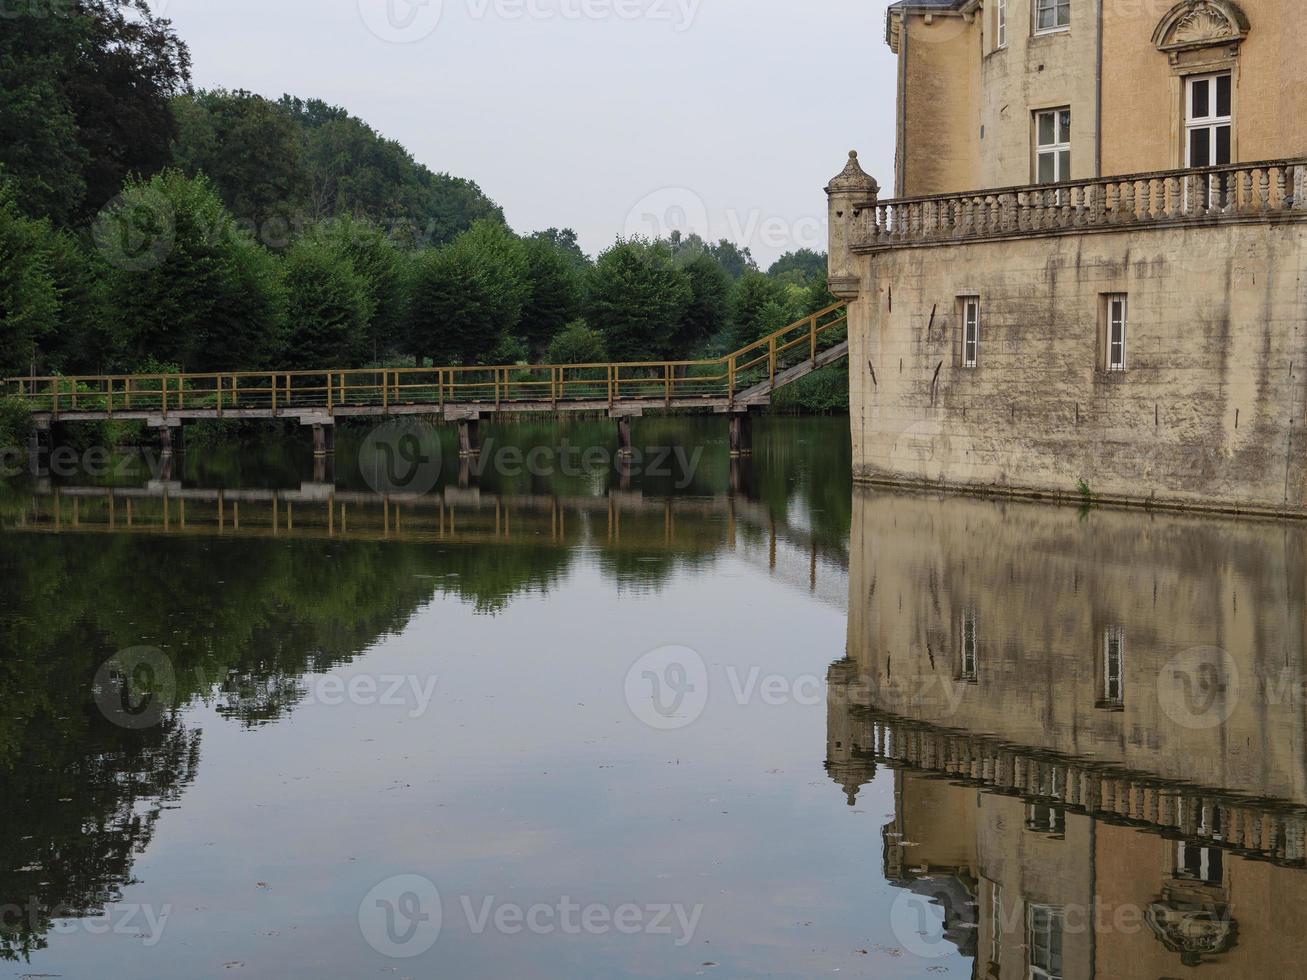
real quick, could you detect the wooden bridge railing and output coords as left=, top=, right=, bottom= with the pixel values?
left=3, top=303, right=849, bottom=417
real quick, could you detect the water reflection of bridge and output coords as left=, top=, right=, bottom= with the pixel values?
left=7, top=483, right=849, bottom=604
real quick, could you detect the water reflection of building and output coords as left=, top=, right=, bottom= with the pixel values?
left=829, top=487, right=1307, bottom=978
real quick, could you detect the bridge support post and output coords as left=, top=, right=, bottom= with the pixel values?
left=27, top=422, right=52, bottom=477
left=615, top=416, right=634, bottom=458
left=159, top=424, right=184, bottom=458
left=457, top=418, right=481, bottom=458
left=729, top=455, right=754, bottom=495
left=729, top=412, right=753, bottom=457
left=312, top=423, right=335, bottom=458
left=312, top=453, right=335, bottom=484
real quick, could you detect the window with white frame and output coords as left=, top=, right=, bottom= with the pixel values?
left=961, top=297, right=980, bottom=368
left=1026, top=803, right=1066, bottom=835
left=1186, top=72, right=1232, bottom=170
left=1176, top=842, right=1224, bottom=885
left=1035, top=109, right=1071, bottom=184
left=1106, top=294, right=1127, bottom=372
left=961, top=607, right=979, bottom=681
left=1035, top=0, right=1069, bottom=33
left=1103, top=626, right=1125, bottom=706
left=996, top=0, right=1008, bottom=48
left=1028, top=905, right=1065, bottom=980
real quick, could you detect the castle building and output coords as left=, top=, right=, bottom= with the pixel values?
left=827, top=0, right=1307, bottom=515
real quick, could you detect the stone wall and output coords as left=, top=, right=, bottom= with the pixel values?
left=844, top=487, right=1307, bottom=800
left=846, top=219, right=1307, bottom=515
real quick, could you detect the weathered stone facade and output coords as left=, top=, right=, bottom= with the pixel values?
left=828, top=488, right=1307, bottom=975
left=838, top=0, right=1307, bottom=515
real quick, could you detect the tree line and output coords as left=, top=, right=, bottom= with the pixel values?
left=0, top=1, right=838, bottom=401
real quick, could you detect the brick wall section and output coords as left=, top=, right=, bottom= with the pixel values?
left=848, top=221, right=1307, bottom=513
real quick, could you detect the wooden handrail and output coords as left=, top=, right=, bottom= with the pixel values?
left=3, top=303, right=849, bottom=412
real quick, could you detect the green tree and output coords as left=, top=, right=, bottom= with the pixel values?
left=100, top=170, right=286, bottom=371
left=520, top=235, right=583, bottom=358
left=280, top=96, right=505, bottom=247
left=528, top=228, right=590, bottom=273
left=170, top=90, right=307, bottom=245
left=706, top=239, right=757, bottom=280
left=406, top=221, right=528, bottom=366
left=545, top=320, right=607, bottom=365
left=730, top=270, right=797, bottom=349
left=282, top=239, right=371, bottom=369
left=0, top=1, right=190, bottom=225
left=767, top=249, right=827, bottom=287
left=673, top=252, right=731, bottom=354
left=316, top=216, right=408, bottom=363
left=0, top=190, right=59, bottom=376
left=586, top=239, right=691, bottom=362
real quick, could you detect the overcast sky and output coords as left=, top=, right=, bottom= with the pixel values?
left=154, top=0, right=899, bottom=266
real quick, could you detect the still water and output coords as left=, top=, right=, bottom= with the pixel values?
left=1, top=416, right=1304, bottom=978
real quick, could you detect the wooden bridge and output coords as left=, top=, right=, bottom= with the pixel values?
left=6, top=303, right=849, bottom=457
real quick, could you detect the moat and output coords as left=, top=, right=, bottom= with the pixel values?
left=2, top=416, right=1304, bottom=979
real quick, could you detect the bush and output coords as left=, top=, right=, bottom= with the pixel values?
left=0, top=396, right=33, bottom=452
left=545, top=320, right=607, bottom=365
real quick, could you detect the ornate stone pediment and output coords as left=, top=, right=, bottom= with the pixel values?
left=1153, top=1, right=1249, bottom=56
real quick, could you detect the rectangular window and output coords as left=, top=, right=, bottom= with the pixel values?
left=1186, top=72, right=1233, bottom=207
left=1026, top=804, right=1067, bottom=835
left=1176, top=842, right=1224, bottom=885
left=1035, top=0, right=1070, bottom=33
left=989, top=880, right=1003, bottom=967
left=1106, top=294, right=1127, bottom=371
left=962, top=297, right=980, bottom=368
left=961, top=607, right=979, bottom=681
left=996, top=0, right=1008, bottom=48
left=1035, top=109, right=1072, bottom=184
left=1103, top=626, right=1125, bottom=706
left=1028, top=905, right=1065, bottom=980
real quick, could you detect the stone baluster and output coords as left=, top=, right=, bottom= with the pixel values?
left=1166, top=176, right=1181, bottom=218
left=1139, top=179, right=1152, bottom=222
left=1241, top=167, right=1254, bottom=212
left=1259, top=167, right=1271, bottom=210
left=1275, top=166, right=1288, bottom=209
